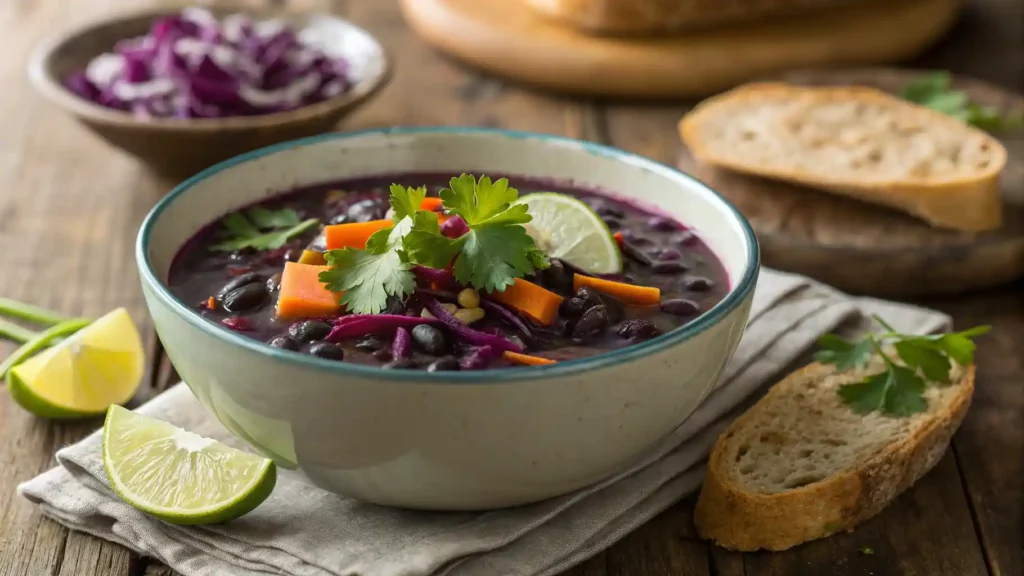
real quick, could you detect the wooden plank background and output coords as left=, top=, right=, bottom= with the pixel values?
left=0, top=0, right=1021, bottom=575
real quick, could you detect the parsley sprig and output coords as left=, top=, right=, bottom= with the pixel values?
left=900, top=72, right=1023, bottom=132
left=318, top=174, right=548, bottom=314
left=211, top=207, right=319, bottom=252
left=815, top=315, right=989, bottom=417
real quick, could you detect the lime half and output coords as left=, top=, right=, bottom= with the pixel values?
left=8, top=308, right=144, bottom=418
left=103, top=405, right=276, bottom=525
left=517, top=193, right=622, bottom=274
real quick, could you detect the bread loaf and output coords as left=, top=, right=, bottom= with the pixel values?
left=679, top=83, right=1006, bottom=231
left=695, top=359, right=974, bottom=551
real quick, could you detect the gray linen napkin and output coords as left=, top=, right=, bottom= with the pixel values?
left=18, top=269, right=951, bottom=576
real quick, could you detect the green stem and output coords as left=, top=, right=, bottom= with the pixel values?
left=0, top=298, right=69, bottom=327
left=0, top=318, right=92, bottom=379
left=0, top=319, right=38, bottom=344
left=872, top=314, right=898, bottom=334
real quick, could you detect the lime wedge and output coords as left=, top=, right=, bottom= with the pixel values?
left=8, top=308, right=144, bottom=419
left=517, top=193, right=622, bottom=274
left=103, top=405, right=276, bottom=525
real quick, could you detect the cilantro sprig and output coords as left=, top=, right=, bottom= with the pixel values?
left=318, top=185, right=425, bottom=314
left=211, top=207, right=319, bottom=252
left=317, top=174, right=548, bottom=314
left=900, top=72, right=1023, bottom=132
left=815, top=315, right=989, bottom=417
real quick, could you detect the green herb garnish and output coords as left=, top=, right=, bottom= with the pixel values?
left=211, top=207, right=319, bottom=252
left=404, top=174, right=548, bottom=293
left=318, top=185, right=425, bottom=314
left=318, top=174, right=548, bottom=314
left=815, top=315, right=989, bottom=417
left=900, top=72, right=1022, bottom=132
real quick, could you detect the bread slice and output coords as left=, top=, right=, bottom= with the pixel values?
left=695, top=359, right=975, bottom=551
left=679, top=83, right=1007, bottom=231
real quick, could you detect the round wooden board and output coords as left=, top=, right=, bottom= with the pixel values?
left=398, top=0, right=962, bottom=99
left=679, top=68, right=1024, bottom=296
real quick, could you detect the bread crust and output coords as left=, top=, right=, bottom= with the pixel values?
left=694, top=362, right=975, bottom=551
left=678, top=83, right=1007, bottom=232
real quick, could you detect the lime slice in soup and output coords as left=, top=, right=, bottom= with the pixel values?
left=517, top=193, right=622, bottom=274
left=102, top=405, right=276, bottom=525
left=8, top=308, right=143, bottom=418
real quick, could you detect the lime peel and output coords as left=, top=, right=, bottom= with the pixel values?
left=516, top=193, right=622, bottom=275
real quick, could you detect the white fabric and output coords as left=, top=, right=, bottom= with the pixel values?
left=18, top=269, right=951, bottom=576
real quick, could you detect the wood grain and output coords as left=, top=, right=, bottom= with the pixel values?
left=678, top=68, right=1024, bottom=296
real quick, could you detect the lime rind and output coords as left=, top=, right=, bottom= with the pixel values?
left=517, top=193, right=622, bottom=275
left=102, top=405, right=276, bottom=525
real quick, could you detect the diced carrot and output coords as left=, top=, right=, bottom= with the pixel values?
left=420, top=197, right=444, bottom=212
left=489, top=278, right=564, bottom=326
left=613, top=232, right=624, bottom=248
left=276, top=262, right=342, bottom=319
left=573, top=274, right=660, bottom=306
left=298, top=249, right=327, bottom=265
left=324, top=220, right=393, bottom=250
left=503, top=351, right=556, bottom=366
left=206, top=296, right=216, bottom=310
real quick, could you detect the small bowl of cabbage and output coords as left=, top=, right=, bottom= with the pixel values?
left=28, top=5, right=391, bottom=178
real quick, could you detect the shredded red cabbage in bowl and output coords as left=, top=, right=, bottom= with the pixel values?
left=64, top=7, right=353, bottom=119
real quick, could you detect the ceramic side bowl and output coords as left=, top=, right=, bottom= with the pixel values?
left=28, top=5, right=390, bottom=179
left=136, top=127, right=760, bottom=510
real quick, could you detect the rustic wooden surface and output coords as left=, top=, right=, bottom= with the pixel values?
left=679, top=68, right=1024, bottom=296
left=0, top=0, right=1021, bottom=575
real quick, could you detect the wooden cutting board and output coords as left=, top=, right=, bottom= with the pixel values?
left=399, top=0, right=962, bottom=99
left=679, top=68, right=1024, bottom=296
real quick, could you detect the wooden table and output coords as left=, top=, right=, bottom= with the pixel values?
left=1, top=1, right=1021, bottom=575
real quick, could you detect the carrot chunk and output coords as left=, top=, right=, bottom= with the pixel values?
left=276, top=262, right=342, bottom=319
left=324, top=220, right=393, bottom=250
left=573, top=274, right=660, bottom=306
left=613, top=232, right=624, bottom=248
left=489, top=278, right=563, bottom=326
left=503, top=351, right=556, bottom=366
left=420, top=197, right=444, bottom=212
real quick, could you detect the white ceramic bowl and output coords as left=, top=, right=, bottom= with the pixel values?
left=136, top=128, right=760, bottom=510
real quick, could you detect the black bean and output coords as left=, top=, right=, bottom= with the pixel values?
left=541, top=259, right=573, bottom=294
left=289, top=320, right=332, bottom=342
left=648, top=216, right=678, bottom=232
left=616, top=319, right=661, bottom=341
left=266, top=273, right=282, bottom=293
left=309, top=342, right=345, bottom=360
left=560, top=297, right=589, bottom=318
left=652, top=261, right=689, bottom=274
left=383, top=358, right=418, bottom=369
left=574, top=287, right=604, bottom=308
left=572, top=305, right=609, bottom=341
left=283, top=248, right=303, bottom=262
left=686, top=277, right=714, bottom=292
left=347, top=199, right=385, bottom=222
left=372, top=349, right=393, bottom=362
left=355, top=336, right=385, bottom=352
left=411, top=324, right=448, bottom=355
left=602, top=216, right=623, bottom=230
left=218, top=273, right=262, bottom=297
left=329, top=213, right=350, bottom=225
left=426, top=357, right=461, bottom=372
left=268, top=336, right=298, bottom=350
left=657, top=248, right=683, bottom=261
left=622, top=242, right=654, bottom=266
left=596, top=205, right=626, bottom=219
left=660, top=298, right=700, bottom=316
left=222, top=283, right=268, bottom=312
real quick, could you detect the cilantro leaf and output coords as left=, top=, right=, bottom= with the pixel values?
left=813, top=334, right=874, bottom=371
left=403, top=211, right=462, bottom=268
left=389, top=184, right=427, bottom=221
left=441, top=175, right=520, bottom=225
left=320, top=245, right=414, bottom=315
left=838, top=364, right=927, bottom=417
left=453, top=223, right=539, bottom=293
left=900, top=72, right=1023, bottom=132
left=211, top=207, right=318, bottom=252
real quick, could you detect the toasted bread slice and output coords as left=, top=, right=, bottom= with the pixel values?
left=695, top=359, right=975, bottom=551
left=679, top=83, right=1006, bottom=231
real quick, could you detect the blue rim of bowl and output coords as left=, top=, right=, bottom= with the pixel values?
left=136, top=126, right=761, bottom=384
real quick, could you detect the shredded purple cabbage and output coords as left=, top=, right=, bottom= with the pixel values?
left=460, top=345, right=496, bottom=370
left=326, top=314, right=436, bottom=341
left=480, top=297, right=533, bottom=340
left=392, top=327, right=412, bottom=359
left=65, top=7, right=353, bottom=118
left=422, top=298, right=522, bottom=353
left=412, top=266, right=460, bottom=290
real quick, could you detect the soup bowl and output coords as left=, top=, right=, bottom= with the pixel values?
left=136, top=127, right=760, bottom=510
